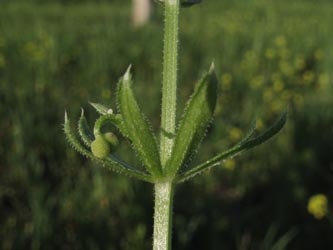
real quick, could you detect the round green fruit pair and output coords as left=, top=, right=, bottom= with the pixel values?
left=91, top=132, right=119, bottom=159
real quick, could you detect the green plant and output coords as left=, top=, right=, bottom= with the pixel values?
left=64, top=0, right=287, bottom=249
left=260, top=225, right=298, bottom=250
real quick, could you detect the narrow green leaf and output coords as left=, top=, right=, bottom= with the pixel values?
left=117, top=66, right=162, bottom=177
left=165, top=63, right=218, bottom=178
left=101, top=155, right=154, bottom=183
left=90, top=102, right=113, bottom=115
left=176, top=110, right=288, bottom=182
left=64, top=112, right=153, bottom=183
left=271, top=228, right=297, bottom=250
left=241, top=110, right=287, bottom=148
left=238, top=118, right=257, bottom=145
left=78, top=109, right=94, bottom=147
left=64, top=111, right=92, bottom=157
left=262, top=225, right=279, bottom=250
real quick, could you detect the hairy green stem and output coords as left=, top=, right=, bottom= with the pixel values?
left=153, top=182, right=175, bottom=250
left=160, top=0, right=180, bottom=168
left=155, top=1, right=179, bottom=249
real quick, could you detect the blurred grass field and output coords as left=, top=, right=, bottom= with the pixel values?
left=0, top=0, right=333, bottom=249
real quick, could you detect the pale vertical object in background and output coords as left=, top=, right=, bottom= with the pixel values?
left=132, top=0, right=152, bottom=28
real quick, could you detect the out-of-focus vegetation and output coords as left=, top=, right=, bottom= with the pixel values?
left=0, top=0, right=332, bottom=249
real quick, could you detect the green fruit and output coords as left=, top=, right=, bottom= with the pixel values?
left=91, top=136, right=110, bottom=159
left=103, top=132, right=119, bottom=150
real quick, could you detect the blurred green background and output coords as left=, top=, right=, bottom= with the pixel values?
left=1, top=0, right=332, bottom=249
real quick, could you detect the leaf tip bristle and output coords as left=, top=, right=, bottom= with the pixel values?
left=124, top=64, right=132, bottom=81
left=64, top=110, right=68, bottom=122
left=209, top=60, right=215, bottom=73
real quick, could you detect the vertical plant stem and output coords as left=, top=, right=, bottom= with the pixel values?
left=155, top=1, right=179, bottom=249
left=160, top=0, right=180, bottom=167
left=153, top=182, right=175, bottom=250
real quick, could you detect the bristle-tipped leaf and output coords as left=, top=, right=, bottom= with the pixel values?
left=64, top=111, right=92, bottom=157
left=90, top=102, right=113, bottom=115
left=117, top=66, right=162, bottom=178
left=240, top=110, right=288, bottom=148
left=176, top=109, right=288, bottom=182
left=78, top=109, right=94, bottom=146
left=165, top=64, right=218, bottom=178
left=238, top=118, right=257, bottom=145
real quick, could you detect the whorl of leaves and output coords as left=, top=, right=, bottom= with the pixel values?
left=65, top=64, right=287, bottom=183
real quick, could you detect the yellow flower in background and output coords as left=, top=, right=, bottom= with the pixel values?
left=224, top=159, right=235, bottom=171
left=221, top=73, right=233, bottom=90
left=265, top=48, right=276, bottom=59
left=294, top=56, right=306, bottom=70
left=23, top=41, right=45, bottom=62
left=294, top=94, right=304, bottom=108
left=318, top=73, right=329, bottom=89
left=279, top=61, right=293, bottom=76
left=314, top=49, right=324, bottom=61
left=263, top=89, right=273, bottom=103
left=307, top=194, right=328, bottom=219
left=273, top=79, right=284, bottom=92
left=255, top=118, right=264, bottom=130
left=229, top=127, right=242, bottom=142
left=250, top=76, right=264, bottom=90
left=22, top=31, right=54, bottom=63
left=302, top=71, right=315, bottom=84
left=275, top=36, right=287, bottom=47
